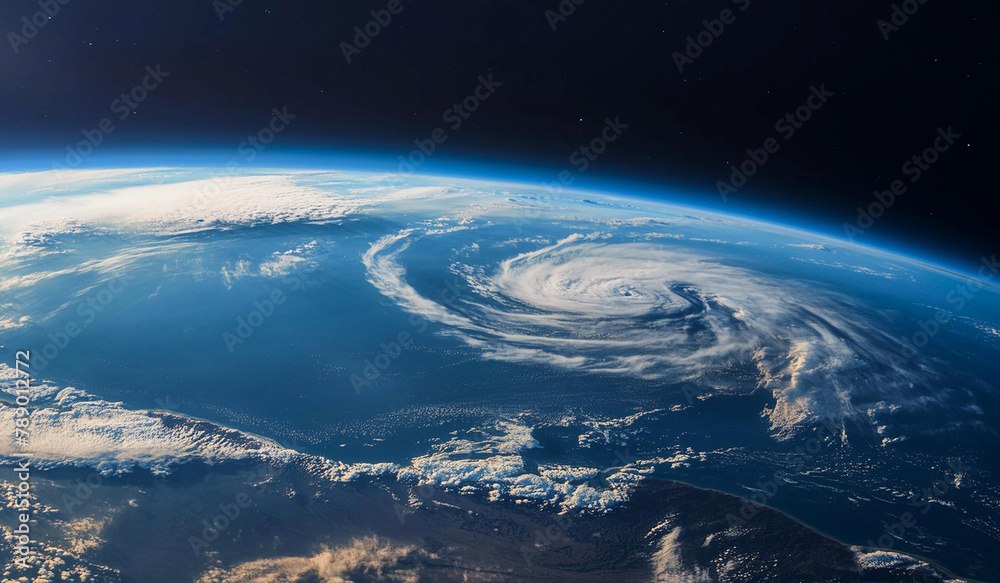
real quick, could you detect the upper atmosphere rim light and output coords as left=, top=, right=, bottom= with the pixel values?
left=0, top=148, right=993, bottom=288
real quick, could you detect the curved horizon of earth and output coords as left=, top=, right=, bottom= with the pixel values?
left=0, top=166, right=997, bottom=582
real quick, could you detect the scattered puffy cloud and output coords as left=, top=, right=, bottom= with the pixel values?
left=1, top=369, right=658, bottom=512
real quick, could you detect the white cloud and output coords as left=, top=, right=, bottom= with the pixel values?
left=364, top=231, right=923, bottom=438
left=196, top=536, right=422, bottom=583
left=0, top=173, right=362, bottom=239
left=650, top=527, right=712, bottom=583
left=1, top=369, right=657, bottom=512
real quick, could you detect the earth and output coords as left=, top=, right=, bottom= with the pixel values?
left=0, top=166, right=997, bottom=582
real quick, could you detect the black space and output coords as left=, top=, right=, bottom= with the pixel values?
left=0, top=0, right=996, bottom=269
